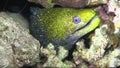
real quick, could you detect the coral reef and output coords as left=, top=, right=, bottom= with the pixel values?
left=40, top=43, right=75, bottom=67
left=0, top=12, right=40, bottom=68
left=73, top=23, right=120, bottom=67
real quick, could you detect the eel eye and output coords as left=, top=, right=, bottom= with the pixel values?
left=73, top=16, right=81, bottom=24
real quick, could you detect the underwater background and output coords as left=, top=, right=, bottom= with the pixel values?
left=0, top=0, right=120, bottom=68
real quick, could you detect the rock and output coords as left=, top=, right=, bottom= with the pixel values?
left=27, top=0, right=107, bottom=8
left=52, top=0, right=88, bottom=8
left=40, top=43, right=75, bottom=67
left=88, top=0, right=107, bottom=6
left=27, top=0, right=54, bottom=8
left=0, top=12, right=40, bottom=68
left=94, top=48, right=120, bottom=68
left=107, top=0, right=120, bottom=31
left=7, top=13, right=29, bottom=30
left=73, top=22, right=120, bottom=67
left=58, top=46, right=68, bottom=60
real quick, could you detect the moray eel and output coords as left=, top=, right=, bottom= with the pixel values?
left=30, top=7, right=100, bottom=50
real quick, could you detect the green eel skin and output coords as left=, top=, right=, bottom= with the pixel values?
left=30, top=7, right=100, bottom=50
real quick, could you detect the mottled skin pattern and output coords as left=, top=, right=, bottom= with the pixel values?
left=30, top=8, right=100, bottom=50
